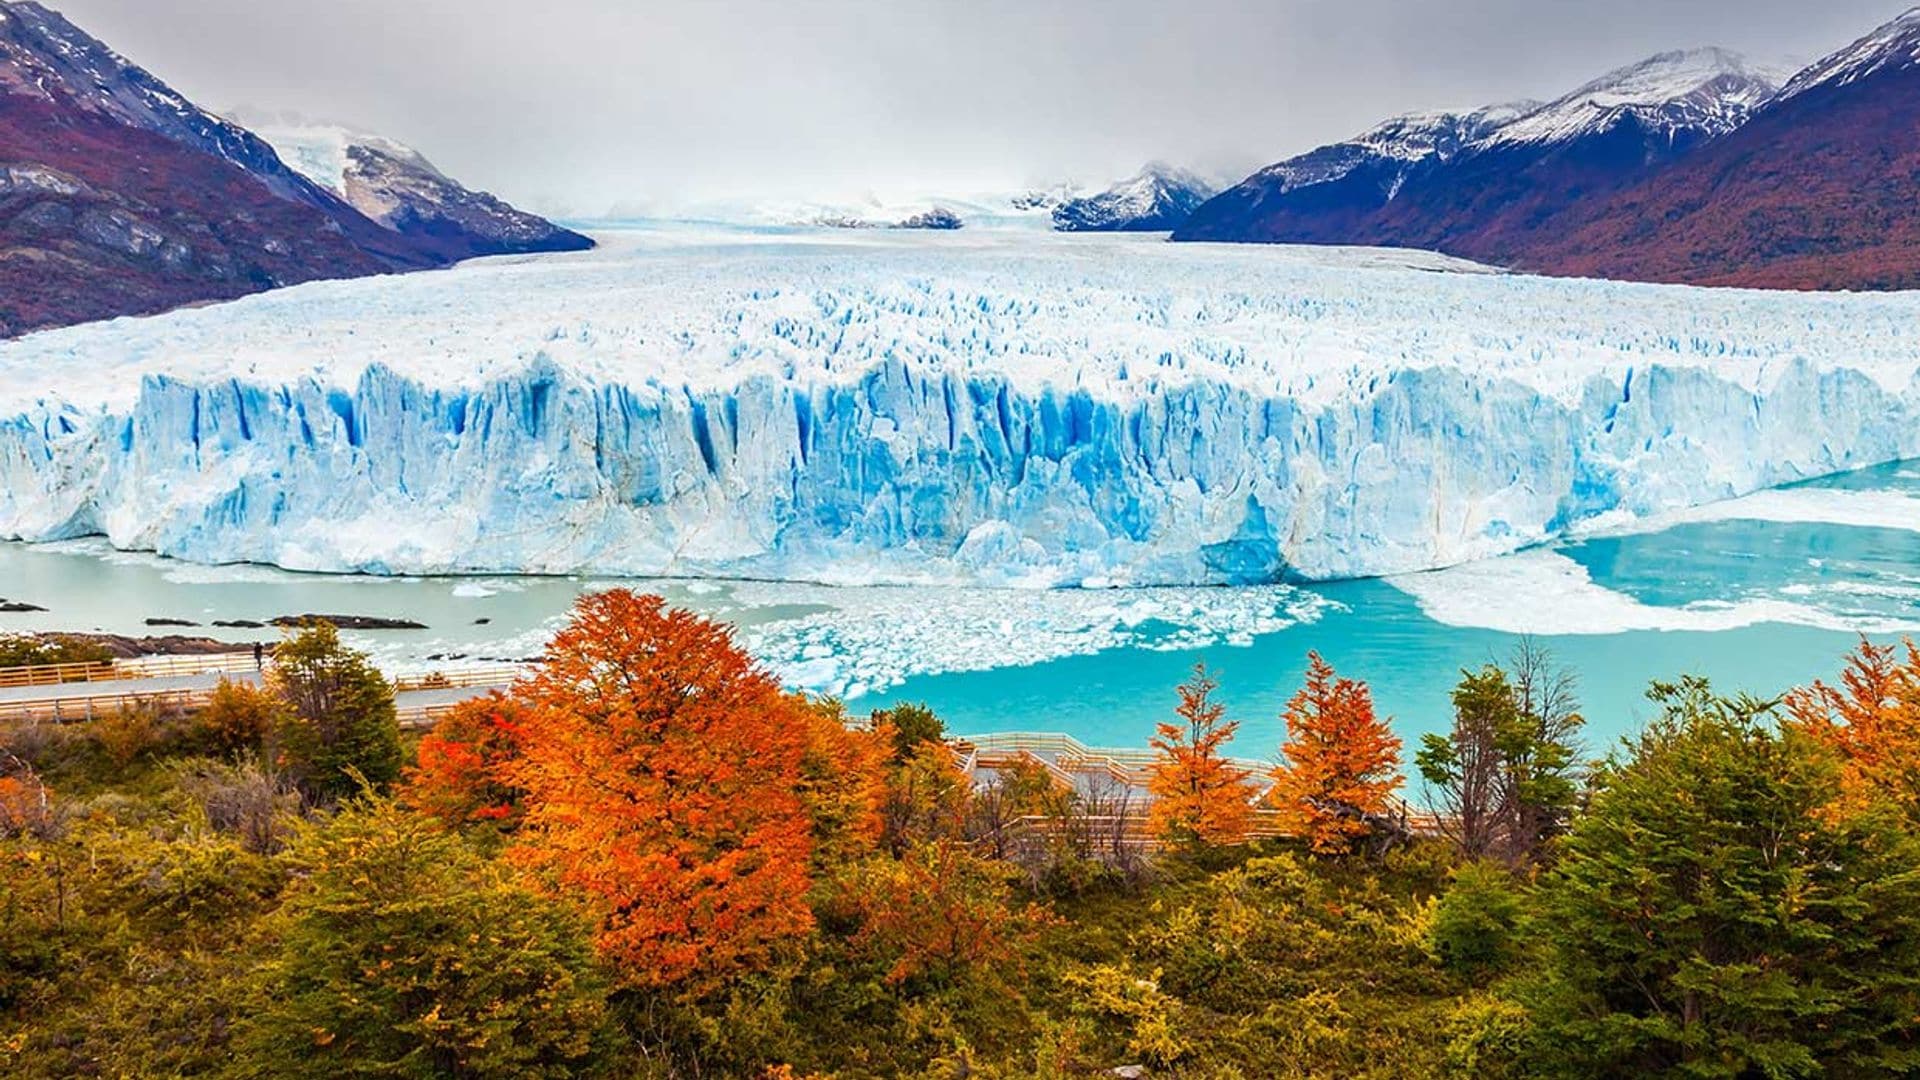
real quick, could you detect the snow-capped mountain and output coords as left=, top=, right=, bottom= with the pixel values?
left=1480, top=48, right=1786, bottom=150
left=0, top=2, right=331, bottom=208
left=242, top=115, right=591, bottom=261
left=0, top=0, right=592, bottom=336
left=1051, top=164, right=1215, bottom=232
left=1249, top=104, right=1536, bottom=196
left=1177, top=47, right=1789, bottom=264
left=1775, top=6, right=1920, bottom=100
left=1520, top=7, right=1920, bottom=289
left=1177, top=105, right=1533, bottom=241
left=0, top=0, right=417, bottom=336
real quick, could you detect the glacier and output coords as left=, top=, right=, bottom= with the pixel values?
left=2, top=224, right=1919, bottom=587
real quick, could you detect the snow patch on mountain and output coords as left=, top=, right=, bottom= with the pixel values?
left=0, top=1, right=332, bottom=207
left=3, top=225, right=1920, bottom=587
left=1254, top=103, right=1538, bottom=195
left=235, top=114, right=433, bottom=201
left=237, top=112, right=591, bottom=252
left=1483, top=47, right=1789, bottom=149
left=1051, top=164, right=1217, bottom=232
left=1777, top=7, right=1920, bottom=99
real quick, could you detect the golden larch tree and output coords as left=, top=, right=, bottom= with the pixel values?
left=1148, top=662, right=1253, bottom=846
left=508, top=590, right=816, bottom=990
left=1269, top=651, right=1403, bottom=854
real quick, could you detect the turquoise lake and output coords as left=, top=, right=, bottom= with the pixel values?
left=5, top=461, right=1918, bottom=764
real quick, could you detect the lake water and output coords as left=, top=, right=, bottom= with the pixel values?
left=5, top=461, right=1919, bottom=763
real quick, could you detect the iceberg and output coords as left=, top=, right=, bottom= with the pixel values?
left=2, top=226, right=1918, bottom=586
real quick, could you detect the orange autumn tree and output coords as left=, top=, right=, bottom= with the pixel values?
left=1269, top=652, right=1403, bottom=854
left=509, top=590, right=816, bottom=990
left=1784, top=638, right=1920, bottom=821
left=1147, top=663, right=1253, bottom=846
left=403, top=691, right=529, bottom=829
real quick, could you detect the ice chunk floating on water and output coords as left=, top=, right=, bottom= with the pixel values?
left=728, top=581, right=1335, bottom=699
left=3, top=225, right=1920, bottom=585
left=1390, top=548, right=1920, bottom=637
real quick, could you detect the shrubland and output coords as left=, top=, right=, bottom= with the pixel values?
left=3, top=596, right=1918, bottom=1077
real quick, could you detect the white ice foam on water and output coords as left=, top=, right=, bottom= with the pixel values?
left=1389, top=548, right=1920, bottom=637
left=1781, top=580, right=1920, bottom=603
left=1580, top=486, right=1920, bottom=538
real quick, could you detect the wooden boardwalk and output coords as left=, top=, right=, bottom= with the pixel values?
left=0, top=657, right=522, bottom=728
left=0, top=662, right=1450, bottom=846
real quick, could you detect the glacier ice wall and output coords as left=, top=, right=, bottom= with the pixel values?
left=2, top=227, right=1919, bottom=585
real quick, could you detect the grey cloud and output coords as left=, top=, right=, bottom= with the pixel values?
left=46, top=0, right=1906, bottom=215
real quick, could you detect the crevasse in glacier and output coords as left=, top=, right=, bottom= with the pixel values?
left=1, top=227, right=1917, bottom=586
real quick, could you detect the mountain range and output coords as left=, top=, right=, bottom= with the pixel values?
left=0, top=1, right=586, bottom=337
left=5, top=0, right=1920, bottom=335
left=1050, top=164, right=1217, bottom=232
left=1176, top=10, right=1920, bottom=290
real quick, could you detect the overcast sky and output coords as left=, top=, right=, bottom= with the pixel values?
left=47, top=0, right=1907, bottom=216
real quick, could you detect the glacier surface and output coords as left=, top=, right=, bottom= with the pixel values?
left=3, top=224, right=1920, bottom=586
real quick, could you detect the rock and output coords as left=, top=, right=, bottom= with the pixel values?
left=269, top=614, right=428, bottom=630
left=1111, top=1067, right=1149, bottom=1079
left=145, top=617, right=200, bottom=627
left=891, top=207, right=963, bottom=230
left=0, top=600, right=47, bottom=613
left=472, top=617, right=492, bottom=625
left=38, top=632, right=254, bottom=659
left=212, top=619, right=267, bottom=628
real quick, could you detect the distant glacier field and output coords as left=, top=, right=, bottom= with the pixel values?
left=3, top=223, right=1920, bottom=586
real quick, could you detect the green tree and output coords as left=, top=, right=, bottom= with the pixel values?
left=1428, top=861, right=1525, bottom=979
left=871, top=701, right=945, bottom=762
left=1418, top=666, right=1516, bottom=859
left=240, top=797, right=607, bottom=1078
left=266, top=622, right=402, bottom=801
left=1418, top=644, right=1583, bottom=863
left=1518, top=676, right=1920, bottom=1077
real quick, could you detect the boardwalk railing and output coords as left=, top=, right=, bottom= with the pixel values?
left=396, top=701, right=468, bottom=730
left=957, top=731, right=1449, bottom=847
left=391, top=665, right=527, bottom=694
left=0, top=652, right=260, bottom=689
left=0, top=688, right=206, bottom=724
left=0, top=661, right=528, bottom=726
left=997, top=808, right=1301, bottom=851
left=953, top=731, right=1274, bottom=786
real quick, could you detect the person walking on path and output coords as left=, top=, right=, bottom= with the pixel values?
left=253, top=642, right=264, bottom=671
